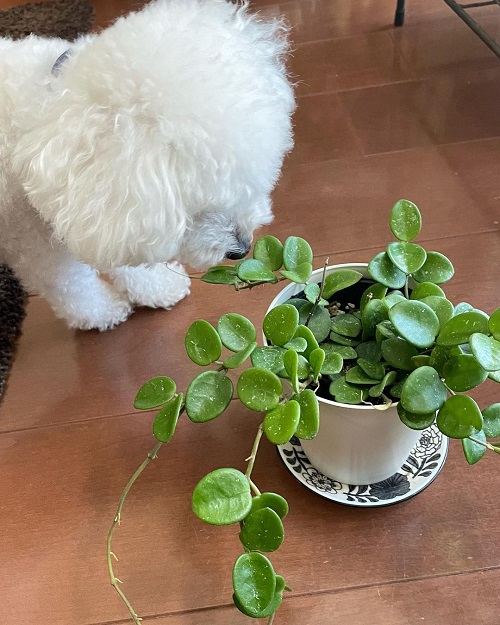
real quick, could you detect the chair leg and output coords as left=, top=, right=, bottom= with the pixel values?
left=394, top=0, right=406, bottom=27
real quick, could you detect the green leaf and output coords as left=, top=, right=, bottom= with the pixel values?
left=489, top=307, right=500, bottom=341
left=200, top=268, right=238, bottom=285
left=454, top=302, right=474, bottom=316
left=264, top=400, right=300, bottom=445
left=429, top=345, right=453, bottom=375
left=397, top=403, right=435, bottom=430
left=217, top=313, right=257, bottom=352
left=251, top=493, right=289, bottom=519
left=330, top=313, right=362, bottom=338
left=376, top=320, right=399, bottom=341
left=284, top=337, right=308, bottom=352
left=240, top=507, right=284, bottom=552
left=294, top=389, right=320, bottom=439
left=356, top=341, right=382, bottom=362
left=283, top=236, right=313, bottom=270
left=369, top=371, right=397, bottom=397
left=412, top=251, right=454, bottom=284
left=412, top=355, right=432, bottom=368
left=286, top=298, right=311, bottom=315
left=330, top=331, right=361, bottom=347
left=410, top=282, right=445, bottom=300
left=358, top=358, right=385, bottom=380
left=309, top=347, right=325, bottom=382
left=488, top=370, right=500, bottom=382
left=152, top=393, right=184, bottom=443
left=284, top=349, right=299, bottom=394
left=329, top=376, right=367, bottom=404
left=442, top=354, right=488, bottom=392
left=192, top=468, right=252, bottom=525
left=134, top=377, right=176, bottom=410
left=436, top=395, right=483, bottom=439
left=360, top=283, right=388, bottom=312
left=185, top=319, right=222, bottom=366
left=380, top=337, right=418, bottom=371
left=294, top=325, right=320, bottom=358
left=383, top=291, right=406, bottom=309
left=307, top=306, right=331, bottom=342
left=387, top=242, right=427, bottom=274
left=251, top=346, right=286, bottom=374
left=442, top=311, right=489, bottom=336
left=186, top=371, right=233, bottom=422
left=253, top=235, right=284, bottom=271
left=237, top=367, right=282, bottom=412
left=304, top=283, right=320, bottom=304
left=389, top=300, right=440, bottom=348
left=233, top=553, right=276, bottom=617
left=263, top=304, right=299, bottom=347
left=469, top=333, right=500, bottom=371
left=421, top=296, right=454, bottom=330
left=320, top=349, right=343, bottom=375
left=322, top=269, right=363, bottom=300
left=368, top=252, right=407, bottom=289
left=223, top=341, right=257, bottom=369
left=400, top=366, right=447, bottom=414
left=346, top=365, right=380, bottom=385
left=280, top=262, right=313, bottom=283
left=390, top=376, right=407, bottom=399
left=237, top=259, right=277, bottom=283
left=389, top=199, right=422, bottom=242
left=362, top=298, right=389, bottom=340
left=462, top=431, right=487, bottom=465
left=482, top=404, right=500, bottom=438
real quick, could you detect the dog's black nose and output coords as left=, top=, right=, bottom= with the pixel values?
left=226, top=240, right=251, bottom=260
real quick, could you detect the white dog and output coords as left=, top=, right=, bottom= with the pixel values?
left=0, top=0, right=294, bottom=330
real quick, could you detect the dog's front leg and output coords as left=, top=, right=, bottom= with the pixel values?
left=110, top=262, right=191, bottom=310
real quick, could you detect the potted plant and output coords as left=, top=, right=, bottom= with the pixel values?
left=107, top=200, right=500, bottom=624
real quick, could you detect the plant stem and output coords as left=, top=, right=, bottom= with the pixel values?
left=306, top=258, right=329, bottom=325
left=267, top=612, right=276, bottom=625
left=246, top=424, right=264, bottom=482
left=404, top=277, right=410, bottom=300
left=468, top=436, right=500, bottom=453
left=107, top=440, right=163, bottom=624
left=236, top=277, right=287, bottom=291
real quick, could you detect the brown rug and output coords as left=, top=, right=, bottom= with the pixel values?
left=0, top=0, right=94, bottom=41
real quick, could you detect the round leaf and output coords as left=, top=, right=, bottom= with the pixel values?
left=201, top=268, right=238, bottom=285
left=233, top=553, right=276, bottom=616
left=322, top=269, right=362, bottom=300
left=389, top=300, right=440, bottom=348
left=309, top=347, right=325, bottom=382
left=217, top=313, right=256, bottom=352
left=223, top=342, right=257, bottom=369
left=442, top=354, right=488, bottom=391
left=454, top=302, right=474, bottom=316
left=240, top=507, right=284, bottom=552
left=153, top=393, right=184, bottom=443
left=264, top=400, right=300, bottom=444
left=280, top=262, right=313, bottom=283
left=294, top=389, right=320, bottom=439
left=400, top=366, right=447, bottom=415
left=412, top=251, right=454, bottom=284
left=186, top=371, right=233, bottom=422
left=437, top=311, right=490, bottom=347
left=237, top=367, right=282, bottom=412
left=329, top=376, right=367, bottom=404
left=356, top=341, right=381, bottom=362
left=284, top=337, right=308, bottom=352
left=462, top=431, right=487, bottom=465
left=397, top=403, right=435, bottom=430
left=368, top=371, right=397, bottom=397
left=263, top=304, right=299, bottom=347
left=134, top=377, right=176, bottom=410
left=489, top=307, right=500, bottom=341
left=251, top=346, right=286, bottom=373
left=330, top=313, right=362, bottom=338
left=376, top=320, right=399, bottom=341
left=283, top=236, right=313, bottom=270
left=358, top=358, right=385, bottom=380
left=192, top=468, right=252, bottom=525
left=185, top=320, right=222, bottom=366
left=346, top=365, right=379, bottom=385
left=410, top=282, right=445, bottom=300
left=294, top=325, right=320, bottom=358
left=436, top=395, right=483, bottom=439
left=362, top=298, right=389, bottom=340
left=421, top=296, right=454, bottom=330
left=368, top=252, right=407, bottom=289
left=383, top=291, right=406, bottom=309
left=482, top=404, right=500, bottom=438
left=237, top=259, right=277, bottom=283
left=284, top=349, right=299, bottom=393
left=389, top=199, right=422, bottom=242
left=253, top=236, right=283, bottom=271
left=307, top=306, right=331, bottom=342
left=361, top=283, right=388, bottom=312
left=387, top=242, right=427, bottom=274
left=320, top=349, right=343, bottom=375
left=251, top=493, right=289, bottom=519
left=304, top=283, right=320, bottom=304
left=381, top=337, right=418, bottom=371
left=469, top=333, right=500, bottom=371
left=330, top=331, right=360, bottom=347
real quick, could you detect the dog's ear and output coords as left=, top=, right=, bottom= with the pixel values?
left=12, top=98, right=187, bottom=270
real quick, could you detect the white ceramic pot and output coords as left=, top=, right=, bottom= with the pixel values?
left=267, top=263, right=421, bottom=486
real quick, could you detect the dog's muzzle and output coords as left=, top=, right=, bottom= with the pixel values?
left=226, top=240, right=251, bottom=260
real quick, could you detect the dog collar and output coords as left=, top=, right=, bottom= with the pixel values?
left=51, top=49, right=73, bottom=76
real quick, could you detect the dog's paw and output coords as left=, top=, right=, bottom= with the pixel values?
left=112, top=262, right=191, bottom=310
left=63, top=284, right=133, bottom=331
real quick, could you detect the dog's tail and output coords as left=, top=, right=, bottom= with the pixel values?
left=0, top=265, right=27, bottom=401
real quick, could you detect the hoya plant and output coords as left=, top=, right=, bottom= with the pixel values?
left=107, top=200, right=500, bottom=624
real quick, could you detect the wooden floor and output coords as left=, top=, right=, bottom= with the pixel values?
left=1, top=0, right=500, bottom=624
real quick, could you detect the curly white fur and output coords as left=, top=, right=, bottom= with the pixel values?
left=0, top=0, right=294, bottom=330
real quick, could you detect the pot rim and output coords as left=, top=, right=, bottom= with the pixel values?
left=266, top=261, right=394, bottom=412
